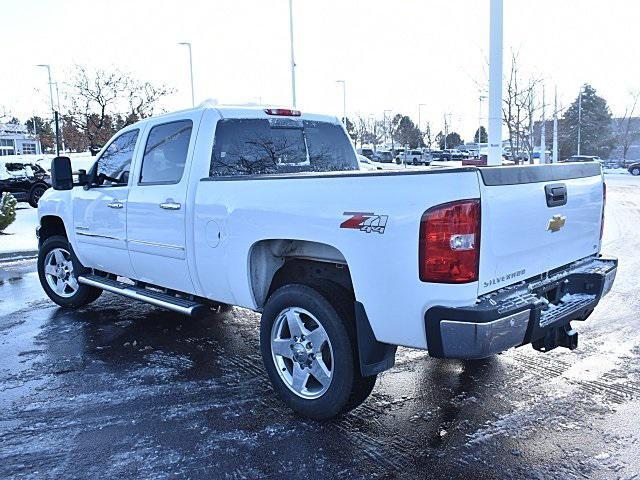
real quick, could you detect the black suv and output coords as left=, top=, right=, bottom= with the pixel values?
left=0, top=161, right=51, bottom=207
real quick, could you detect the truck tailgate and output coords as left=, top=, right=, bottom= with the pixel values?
left=477, top=163, right=604, bottom=295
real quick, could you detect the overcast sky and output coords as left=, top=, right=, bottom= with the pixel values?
left=2, top=0, right=638, bottom=140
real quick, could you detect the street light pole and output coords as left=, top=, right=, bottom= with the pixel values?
left=36, top=64, right=55, bottom=117
left=478, top=94, right=487, bottom=157
left=53, top=82, right=66, bottom=153
left=552, top=86, right=558, bottom=163
left=384, top=109, right=392, bottom=148
left=289, top=0, right=297, bottom=107
left=36, top=64, right=59, bottom=155
left=178, top=42, right=195, bottom=107
left=336, top=80, right=346, bottom=125
left=487, top=0, right=503, bottom=166
left=540, top=85, right=546, bottom=164
left=577, top=86, right=582, bottom=155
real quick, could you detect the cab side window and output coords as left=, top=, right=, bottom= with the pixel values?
left=95, top=130, right=139, bottom=186
left=140, top=120, right=193, bottom=184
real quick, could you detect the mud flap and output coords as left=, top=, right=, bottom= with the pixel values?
left=354, top=301, right=397, bottom=377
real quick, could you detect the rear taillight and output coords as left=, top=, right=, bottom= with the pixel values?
left=600, top=182, right=606, bottom=241
left=264, top=108, right=301, bottom=117
left=419, top=199, right=481, bottom=283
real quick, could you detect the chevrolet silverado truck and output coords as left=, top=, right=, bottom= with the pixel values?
left=36, top=104, right=617, bottom=419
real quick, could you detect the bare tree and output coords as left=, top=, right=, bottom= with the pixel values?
left=615, top=90, right=640, bottom=162
left=65, top=66, right=174, bottom=149
left=502, top=52, right=542, bottom=164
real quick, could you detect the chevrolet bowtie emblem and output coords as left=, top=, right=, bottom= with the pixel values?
left=547, top=214, right=566, bottom=232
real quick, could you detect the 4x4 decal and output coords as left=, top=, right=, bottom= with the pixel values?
left=340, top=212, right=388, bottom=234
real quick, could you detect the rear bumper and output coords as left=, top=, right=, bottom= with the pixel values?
left=425, top=255, right=617, bottom=359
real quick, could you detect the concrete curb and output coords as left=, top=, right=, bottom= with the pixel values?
left=0, top=251, right=38, bottom=262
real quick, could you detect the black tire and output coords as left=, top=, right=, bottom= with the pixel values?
left=260, top=283, right=376, bottom=420
left=631, top=167, right=640, bottom=176
left=38, top=235, right=102, bottom=308
left=28, top=183, right=48, bottom=208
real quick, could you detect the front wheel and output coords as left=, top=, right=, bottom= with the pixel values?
left=260, top=283, right=376, bottom=420
left=28, top=183, right=48, bottom=208
left=631, top=167, right=640, bottom=176
left=38, top=235, right=102, bottom=308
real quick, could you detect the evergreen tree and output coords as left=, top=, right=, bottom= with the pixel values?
left=473, top=126, right=488, bottom=143
left=559, top=84, right=613, bottom=159
left=26, top=116, right=55, bottom=151
left=394, top=115, right=423, bottom=148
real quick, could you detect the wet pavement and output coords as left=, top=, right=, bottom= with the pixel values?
left=1, top=175, right=639, bottom=479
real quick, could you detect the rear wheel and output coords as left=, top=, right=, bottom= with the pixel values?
left=260, top=283, right=377, bottom=420
left=38, top=235, right=102, bottom=308
left=631, top=167, right=640, bottom=176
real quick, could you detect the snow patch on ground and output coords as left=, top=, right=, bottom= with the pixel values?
left=0, top=205, right=38, bottom=255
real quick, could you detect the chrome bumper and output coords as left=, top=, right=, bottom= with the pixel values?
left=425, top=255, right=617, bottom=359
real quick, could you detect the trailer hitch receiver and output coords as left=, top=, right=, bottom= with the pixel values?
left=532, top=323, right=578, bottom=353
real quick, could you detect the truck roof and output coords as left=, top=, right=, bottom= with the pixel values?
left=134, top=100, right=340, bottom=127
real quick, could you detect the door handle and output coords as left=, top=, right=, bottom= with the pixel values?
left=159, top=202, right=181, bottom=210
left=107, top=201, right=124, bottom=209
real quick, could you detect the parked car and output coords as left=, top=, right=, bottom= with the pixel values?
left=0, top=159, right=51, bottom=207
left=357, top=154, right=382, bottom=171
left=37, top=104, right=617, bottom=420
left=372, top=151, right=394, bottom=163
left=439, top=149, right=467, bottom=161
left=628, top=162, right=640, bottom=176
left=395, top=149, right=426, bottom=165
left=357, top=148, right=375, bottom=160
left=562, top=155, right=602, bottom=163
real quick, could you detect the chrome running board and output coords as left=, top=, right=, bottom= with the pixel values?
left=78, top=274, right=208, bottom=317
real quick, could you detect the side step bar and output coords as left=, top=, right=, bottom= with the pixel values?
left=78, top=274, right=208, bottom=317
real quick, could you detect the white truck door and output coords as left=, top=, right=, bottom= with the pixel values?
left=72, top=129, right=140, bottom=278
left=126, top=116, right=198, bottom=293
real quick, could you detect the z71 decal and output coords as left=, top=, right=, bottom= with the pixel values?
left=340, top=212, right=388, bottom=234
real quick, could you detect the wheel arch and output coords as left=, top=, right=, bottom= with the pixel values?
left=248, top=239, right=354, bottom=309
left=39, top=215, right=69, bottom=245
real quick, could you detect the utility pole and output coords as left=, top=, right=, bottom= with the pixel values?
left=478, top=94, right=487, bottom=157
left=336, top=80, right=346, bottom=125
left=577, top=86, right=582, bottom=155
left=36, top=64, right=59, bottom=155
left=53, top=82, right=65, bottom=153
left=540, top=85, right=546, bottom=164
left=384, top=109, right=392, bottom=148
left=487, top=0, right=503, bottom=166
left=418, top=104, right=426, bottom=147
left=289, top=0, right=297, bottom=107
left=178, top=42, right=195, bottom=107
left=443, top=114, right=448, bottom=150
left=552, top=86, right=558, bottom=163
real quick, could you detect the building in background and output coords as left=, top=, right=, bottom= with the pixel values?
left=0, top=123, right=42, bottom=156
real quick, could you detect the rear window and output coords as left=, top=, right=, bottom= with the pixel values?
left=210, top=118, right=357, bottom=177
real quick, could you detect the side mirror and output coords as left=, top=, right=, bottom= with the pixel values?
left=51, top=156, right=73, bottom=191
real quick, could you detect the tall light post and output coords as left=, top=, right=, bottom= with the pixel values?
left=487, top=0, right=503, bottom=166
left=384, top=109, right=392, bottom=148
left=540, top=85, right=546, bottom=164
left=178, top=42, right=195, bottom=107
left=36, top=64, right=55, bottom=117
left=577, top=86, right=583, bottom=155
left=418, top=103, right=426, bottom=130
left=552, top=86, right=558, bottom=163
left=53, top=82, right=66, bottom=153
left=288, top=0, right=297, bottom=107
left=36, top=64, right=59, bottom=155
left=478, top=94, right=487, bottom=157
left=336, top=80, right=346, bottom=125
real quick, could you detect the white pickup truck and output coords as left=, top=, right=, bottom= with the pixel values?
left=37, top=104, right=617, bottom=419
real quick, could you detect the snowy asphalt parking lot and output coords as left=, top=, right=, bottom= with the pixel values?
left=1, top=174, right=639, bottom=479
